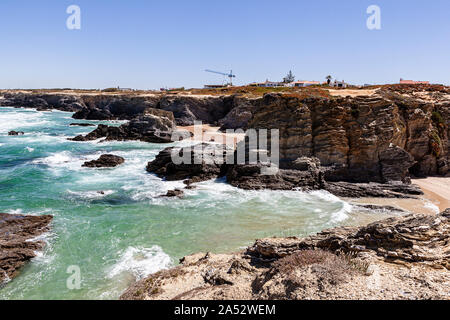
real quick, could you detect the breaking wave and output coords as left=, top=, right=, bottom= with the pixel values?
left=107, top=246, right=173, bottom=281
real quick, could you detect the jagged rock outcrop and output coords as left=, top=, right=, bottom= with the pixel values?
left=0, top=213, right=53, bottom=283
left=121, top=209, right=450, bottom=300
left=82, top=154, right=125, bottom=168
left=70, top=108, right=177, bottom=143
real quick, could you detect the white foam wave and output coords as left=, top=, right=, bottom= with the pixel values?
left=32, top=151, right=99, bottom=172
left=108, top=246, right=172, bottom=280
left=423, top=201, right=440, bottom=214
left=0, top=109, right=49, bottom=133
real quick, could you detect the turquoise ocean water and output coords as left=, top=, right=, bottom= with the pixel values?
left=0, top=107, right=395, bottom=299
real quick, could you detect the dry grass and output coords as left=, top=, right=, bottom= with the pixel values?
left=273, top=250, right=357, bottom=285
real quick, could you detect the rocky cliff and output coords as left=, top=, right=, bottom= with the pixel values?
left=121, top=209, right=450, bottom=300
left=248, top=88, right=449, bottom=181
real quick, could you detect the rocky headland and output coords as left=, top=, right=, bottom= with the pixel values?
left=0, top=213, right=53, bottom=284
left=121, top=209, right=450, bottom=300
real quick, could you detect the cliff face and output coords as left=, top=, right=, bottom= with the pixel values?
left=248, top=90, right=449, bottom=181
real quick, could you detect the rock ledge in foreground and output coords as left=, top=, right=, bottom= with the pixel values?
left=121, top=209, right=450, bottom=300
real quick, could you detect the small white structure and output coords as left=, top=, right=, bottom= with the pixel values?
left=288, top=81, right=321, bottom=88
left=330, top=80, right=348, bottom=88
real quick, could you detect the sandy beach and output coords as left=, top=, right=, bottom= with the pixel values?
left=412, top=177, right=450, bottom=212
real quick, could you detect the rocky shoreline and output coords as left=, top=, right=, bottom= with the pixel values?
left=0, top=213, right=53, bottom=284
left=121, top=209, right=450, bottom=300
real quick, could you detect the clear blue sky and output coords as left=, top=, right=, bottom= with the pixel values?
left=0, top=0, right=449, bottom=89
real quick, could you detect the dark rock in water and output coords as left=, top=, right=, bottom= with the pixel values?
left=147, top=143, right=233, bottom=182
left=324, top=181, right=423, bottom=198
left=70, top=108, right=176, bottom=143
left=0, top=213, right=53, bottom=283
left=69, top=123, right=95, bottom=127
left=82, top=154, right=125, bottom=168
left=8, top=131, right=24, bottom=136
left=163, top=189, right=184, bottom=198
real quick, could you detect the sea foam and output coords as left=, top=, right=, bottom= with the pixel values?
left=107, top=246, right=172, bottom=281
